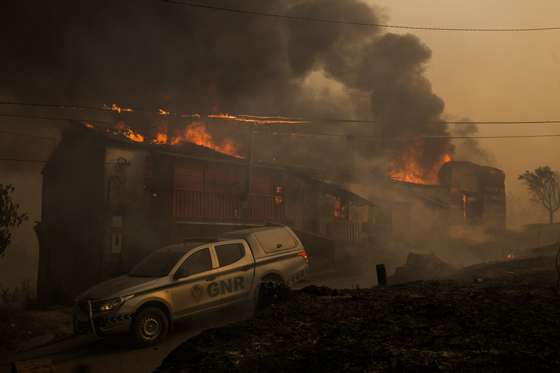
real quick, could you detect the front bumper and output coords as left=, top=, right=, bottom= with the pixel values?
left=73, top=301, right=133, bottom=336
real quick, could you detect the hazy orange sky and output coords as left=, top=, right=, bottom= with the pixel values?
left=366, top=0, right=560, bottom=225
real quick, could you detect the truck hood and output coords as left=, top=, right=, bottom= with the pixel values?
left=78, top=275, right=163, bottom=300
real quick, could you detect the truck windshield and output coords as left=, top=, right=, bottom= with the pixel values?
left=129, top=246, right=187, bottom=278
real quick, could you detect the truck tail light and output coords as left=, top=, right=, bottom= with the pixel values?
left=297, top=250, right=309, bottom=264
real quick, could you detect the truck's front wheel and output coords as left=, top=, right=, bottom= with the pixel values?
left=131, top=307, right=169, bottom=347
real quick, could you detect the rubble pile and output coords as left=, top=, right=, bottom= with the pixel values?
left=157, top=260, right=560, bottom=372
left=391, top=252, right=457, bottom=284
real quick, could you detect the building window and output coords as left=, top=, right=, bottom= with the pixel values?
left=334, top=196, right=349, bottom=219
left=274, top=185, right=284, bottom=206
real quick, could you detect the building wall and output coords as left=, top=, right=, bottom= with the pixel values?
left=103, top=146, right=159, bottom=274
left=283, top=174, right=306, bottom=228
left=439, top=162, right=506, bottom=230
left=39, top=130, right=106, bottom=303
left=0, top=165, right=42, bottom=297
left=172, top=160, right=282, bottom=223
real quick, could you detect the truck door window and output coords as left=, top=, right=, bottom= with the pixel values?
left=215, top=243, right=245, bottom=267
left=176, top=248, right=212, bottom=278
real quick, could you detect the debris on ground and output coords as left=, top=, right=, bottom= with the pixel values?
left=157, top=258, right=560, bottom=373
left=391, top=252, right=457, bottom=284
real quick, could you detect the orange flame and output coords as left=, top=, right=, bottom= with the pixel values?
left=159, top=108, right=171, bottom=116
left=98, top=112, right=244, bottom=157
left=148, top=122, right=242, bottom=158
left=154, top=132, right=168, bottom=144
left=114, top=122, right=145, bottom=143
left=153, top=126, right=169, bottom=144
left=389, top=143, right=452, bottom=185
left=179, top=121, right=240, bottom=158
left=109, top=103, right=134, bottom=114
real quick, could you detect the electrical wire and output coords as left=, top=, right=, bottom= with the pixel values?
left=0, top=158, right=48, bottom=163
left=2, top=102, right=560, bottom=126
left=272, top=131, right=560, bottom=141
left=0, top=129, right=59, bottom=142
left=0, top=113, right=113, bottom=125
left=161, top=0, right=560, bottom=32
left=2, top=112, right=560, bottom=143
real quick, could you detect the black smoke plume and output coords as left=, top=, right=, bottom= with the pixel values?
left=1, top=0, right=456, bottom=183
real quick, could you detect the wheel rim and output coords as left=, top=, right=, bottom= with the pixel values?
left=141, top=315, right=161, bottom=341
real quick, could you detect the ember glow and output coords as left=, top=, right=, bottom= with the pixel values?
left=389, top=142, right=452, bottom=185
left=108, top=103, right=134, bottom=114
left=208, top=113, right=307, bottom=125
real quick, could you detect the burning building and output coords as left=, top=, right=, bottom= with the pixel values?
left=438, top=161, right=506, bottom=230
left=382, top=161, right=506, bottom=244
left=36, top=124, right=375, bottom=302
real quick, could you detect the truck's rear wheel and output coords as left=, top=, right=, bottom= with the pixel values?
left=257, top=275, right=288, bottom=309
left=131, top=307, right=169, bottom=347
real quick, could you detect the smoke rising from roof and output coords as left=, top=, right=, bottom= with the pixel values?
left=1, top=0, right=464, bottom=183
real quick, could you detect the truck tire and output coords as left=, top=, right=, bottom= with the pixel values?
left=130, top=306, right=169, bottom=347
left=257, top=275, right=288, bottom=309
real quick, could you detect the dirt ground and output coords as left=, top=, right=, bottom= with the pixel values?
left=0, top=306, right=72, bottom=359
left=156, top=257, right=560, bottom=373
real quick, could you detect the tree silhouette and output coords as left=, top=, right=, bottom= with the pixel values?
left=519, top=166, right=560, bottom=224
left=0, top=184, right=28, bottom=256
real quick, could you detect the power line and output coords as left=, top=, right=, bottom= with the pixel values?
left=0, top=101, right=170, bottom=117
left=3, top=102, right=560, bottom=126
left=0, top=113, right=113, bottom=125
left=162, top=0, right=560, bottom=32
left=1, top=132, right=560, bottom=165
left=3, top=112, right=560, bottom=142
left=308, top=119, right=560, bottom=126
left=0, top=158, right=47, bottom=163
left=272, top=131, right=560, bottom=141
left=0, top=129, right=59, bottom=142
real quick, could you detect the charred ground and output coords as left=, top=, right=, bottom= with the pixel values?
left=156, top=257, right=560, bottom=373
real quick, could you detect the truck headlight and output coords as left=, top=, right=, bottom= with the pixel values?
left=95, top=295, right=134, bottom=313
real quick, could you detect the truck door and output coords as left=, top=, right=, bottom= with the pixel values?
left=209, top=240, right=255, bottom=305
left=169, top=247, right=219, bottom=317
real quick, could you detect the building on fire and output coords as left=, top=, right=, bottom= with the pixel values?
left=36, top=124, right=376, bottom=302
left=379, top=161, right=506, bottom=243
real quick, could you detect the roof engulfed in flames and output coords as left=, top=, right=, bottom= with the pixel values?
left=94, top=104, right=453, bottom=181
left=96, top=104, right=307, bottom=159
left=388, top=141, right=453, bottom=185
left=87, top=117, right=242, bottom=158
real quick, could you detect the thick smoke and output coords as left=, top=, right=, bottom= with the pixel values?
left=1, top=0, right=456, bottom=183
left=450, top=119, right=495, bottom=166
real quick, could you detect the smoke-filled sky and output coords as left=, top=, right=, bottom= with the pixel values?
left=370, top=0, right=560, bottom=225
left=2, top=0, right=560, bottom=225
left=0, top=0, right=456, bottom=181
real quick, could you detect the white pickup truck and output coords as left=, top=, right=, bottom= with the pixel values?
left=73, top=225, right=309, bottom=345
